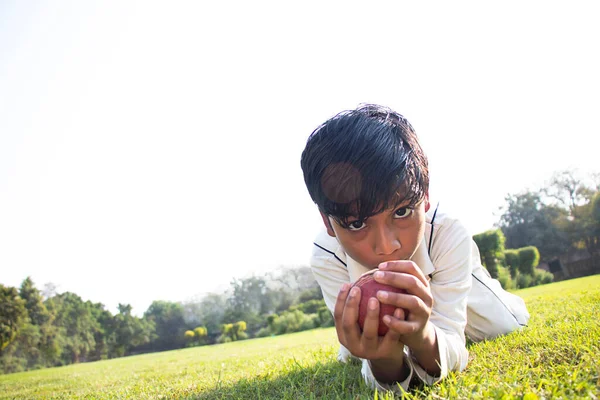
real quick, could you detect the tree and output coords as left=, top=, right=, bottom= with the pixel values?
left=111, top=304, right=154, bottom=357
left=543, top=169, right=593, bottom=212
left=0, top=285, right=26, bottom=352
left=497, top=190, right=569, bottom=261
left=19, top=277, right=50, bottom=327
left=48, top=292, right=100, bottom=364
left=143, top=301, right=187, bottom=351
left=564, top=191, right=600, bottom=257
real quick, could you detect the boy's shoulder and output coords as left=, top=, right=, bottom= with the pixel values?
left=426, top=204, right=473, bottom=260
left=426, top=204, right=469, bottom=234
left=312, top=227, right=348, bottom=266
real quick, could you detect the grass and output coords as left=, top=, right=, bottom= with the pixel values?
left=1, top=275, right=599, bottom=399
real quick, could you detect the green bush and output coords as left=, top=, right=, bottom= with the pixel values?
left=473, top=229, right=506, bottom=278
left=255, top=327, right=271, bottom=338
left=516, top=273, right=533, bottom=289
left=299, top=314, right=320, bottom=331
left=266, top=314, right=278, bottom=326
left=503, top=249, right=520, bottom=277
left=270, top=310, right=319, bottom=335
left=317, top=306, right=334, bottom=327
left=518, top=246, right=540, bottom=276
left=294, top=299, right=327, bottom=314
left=216, top=335, right=231, bottom=344
left=496, top=266, right=515, bottom=290
left=532, top=268, right=554, bottom=286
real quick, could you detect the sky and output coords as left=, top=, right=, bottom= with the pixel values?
left=1, top=1, right=599, bottom=316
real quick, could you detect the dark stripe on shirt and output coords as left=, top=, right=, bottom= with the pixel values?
left=313, top=242, right=347, bottom=267
left=472, top=273, right=527, bottom=327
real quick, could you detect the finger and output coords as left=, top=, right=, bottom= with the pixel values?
left=341, top=286, right=362, bottom=344
left=377, top=291, right=429, bottom=319
left=380, top=308, right=403, bottom=343
left=394, top=307, right=406, bottom=321
left=374, top=271, right=432, bottom=307
left=378, top=260, right=428, bottom=287
left=383, top=317, right=422, bottom=336
left=360, top=297, right=381, bottom=353
left=334, top=283, right=351, bottom=338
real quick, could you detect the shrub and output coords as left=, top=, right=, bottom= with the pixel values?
left=255, top=327, right=271, bottom=338
left=532, top=268, right=554, bottom=286
left=503, top=249, right=520, bottom=277
left=294, top=299, right=327, bottom=314
left=473, top=229, right=506, bottom=278
left=518, top=246, right=540, bottom=276
left=216, top=335, right=231, bottom=344
left=516, top=273, right=533, bottom=289
left=299, top=314, right=320, bottom=331
left=318, top=306, right=334, bottom=327
left=193, top=327, right=207, bottom=338
left=496, top=266, right=515, bottom=290
left=271, top=310, right=319, bottom=335
left=184, top=330, right=195, bottom=339
left=266, top=314, right=278, bottom=326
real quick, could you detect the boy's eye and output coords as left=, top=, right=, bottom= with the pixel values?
left=394, top=207, right=413, bottom=219
left=347, top=220, right=366, bottom=231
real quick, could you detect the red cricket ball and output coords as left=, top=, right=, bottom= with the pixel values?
left=351, top=269, right=408, bottom=336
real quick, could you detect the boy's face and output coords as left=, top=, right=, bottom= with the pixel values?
left=321, top=198, right=429, bottom=269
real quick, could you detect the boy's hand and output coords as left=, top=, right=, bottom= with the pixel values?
left=334, top=282, right=406, bottom=363
left=372, top=260, right=436, bottom=353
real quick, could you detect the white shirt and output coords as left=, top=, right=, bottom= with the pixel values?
left=310, top=208, right=475, bottom=391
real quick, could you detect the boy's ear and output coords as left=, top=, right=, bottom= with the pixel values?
left=424, top=192, right=430, bottom=213
left=320, top=211, right=336, bottom=237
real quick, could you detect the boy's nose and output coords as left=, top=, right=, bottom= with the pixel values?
left=373, top=225, right=401, bottom=256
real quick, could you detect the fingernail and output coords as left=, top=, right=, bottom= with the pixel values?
left=368, top=298, right=377, bottom=310
left=350, top=287, right=359, bottom=297
left=374, top=271, right=384, bottom=280
left=383, top=315, right=391, bottom=325
left=378, top=291, right=388, bottom=300
left=379, top=262, right=388, bottom=269
left=341, top=283, right=350, bottom=292
left=394, top=309, right=403, bottom=319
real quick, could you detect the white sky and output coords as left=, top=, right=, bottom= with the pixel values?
left=1, top=1, right=599, bottom=316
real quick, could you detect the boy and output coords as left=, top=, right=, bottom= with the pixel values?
left=300, top=104, right=530, bottom=392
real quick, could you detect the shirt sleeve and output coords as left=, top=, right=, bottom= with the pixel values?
left=411, top=218, right=472, bottom=384
left=309, top=230, right=351, bottom=314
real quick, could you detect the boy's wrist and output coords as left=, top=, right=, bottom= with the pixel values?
left=406, top=322, right=441, bottom=376
left=406, top=321, right=437, bottom=353
left=369, top=343, right=409, bottom=384
left=369, top=352, right=410, bottom=384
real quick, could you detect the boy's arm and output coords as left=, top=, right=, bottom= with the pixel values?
left=309, top=229, right=351, bottom=314
left=410, top=219, right=472, bottom=383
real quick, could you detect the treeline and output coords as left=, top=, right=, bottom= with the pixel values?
left=475, top=169, right=599, bottom=289
left=497, top=169, right=599, bottom=263
left=0, top=267, right=331, bottom=374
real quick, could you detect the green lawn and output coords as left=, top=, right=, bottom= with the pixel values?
left=1, top=275, right=599, bottom=399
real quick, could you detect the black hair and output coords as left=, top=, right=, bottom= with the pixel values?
left=300, top=104, right=429, bottom=227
